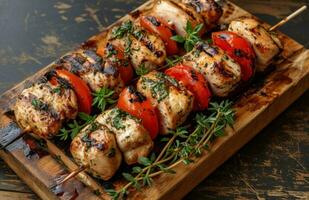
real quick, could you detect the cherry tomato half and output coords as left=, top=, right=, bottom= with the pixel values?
left=50, top=69, right=93, bottom=114
left=97, top=42, right=134, bottom=85
left=165, top=64, right=211, bottom=111
left=107, top=44, right=134, bottom=84
left=212, top=31, right=255, bottom=81
left=117, top=86, right=159, bottom=139
left=140, top=15, right=178, bottom=55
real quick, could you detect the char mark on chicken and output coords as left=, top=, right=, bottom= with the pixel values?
left=182, top=42, right=242, bottom=97
left=70, top=123, right=122, bottom=180
left=14, top=81, right=78, bottom=138
left=96, top=108, right=153, bottom=165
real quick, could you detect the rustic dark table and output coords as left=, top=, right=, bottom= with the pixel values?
left=0, top=0, right=308, bottom=199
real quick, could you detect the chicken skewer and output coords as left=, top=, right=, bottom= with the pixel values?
left=1, top=3, right=304, bottom=195
left=2, top=0, right=223, bottom=151
left=52, top=5, right=307, bottom=186
left=1, top=18, right=170, bottom=150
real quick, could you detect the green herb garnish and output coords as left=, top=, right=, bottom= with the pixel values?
left=141, top=77, right=169, bottom=102
left=171, top=21, right=203, bottom=52
left=111, top=108, right=128, bottom=130
left=112, top=20, right=133, bottom=39
left=58, top=112, right=96, bottom=141
left=107, top=100, right=235, bottom=199
left=31, top=99, right=49, bottom=111
left=165, top=55, right=183, bottom=68
left=135, top=63, right=149, bottom=76
left=93, top=87, right=117, bottom=112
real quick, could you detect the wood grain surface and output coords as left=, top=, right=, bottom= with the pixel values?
left=0, top=0, right=308, bottom=199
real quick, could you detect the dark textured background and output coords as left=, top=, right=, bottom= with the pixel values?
left=0, top=0, right=308, bottom=199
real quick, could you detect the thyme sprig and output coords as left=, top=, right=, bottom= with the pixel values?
left=171, top=21, right=203, bottom=52
left=164, top=55, right=183, bottom=68
left=58, top=112, right=96, bottom=140
left=107, top=100, right=235, bottom=199
left=92, top=87, right=117, bottom=112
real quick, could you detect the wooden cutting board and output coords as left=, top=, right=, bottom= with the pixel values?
left=0, top=1, right=308, bottom=200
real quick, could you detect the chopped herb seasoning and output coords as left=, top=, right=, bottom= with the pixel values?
left=52, top=87, right=61, bottom=94
left=124, top=37, right=133, bottom=56
left=135, top=63, right=149, bottom=76
left=111, top=109, right=128, bottom=130
left=112, top=20, right=133, bottom=39
left=165, top=55, right=183, bottom=68
left=106, top=43, right=118, bottom=58
left=81, top=134, right=93, bottom=148
left=156, top=72, right=179, bottom=88
left=31, top=99, right=49, bottom=111
left=132, top=29, right=145, bottom=41
left=141, top=77, right=169, bottom=102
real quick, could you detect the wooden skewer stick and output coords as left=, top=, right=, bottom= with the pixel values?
left=50, top=165, right=88, bottom=189
left=45, top=140, right=106, bottom=197
left=269, top=5, right=307, bottom=31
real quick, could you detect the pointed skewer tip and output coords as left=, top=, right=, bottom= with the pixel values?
left=269, top=5, right=307, bottom=31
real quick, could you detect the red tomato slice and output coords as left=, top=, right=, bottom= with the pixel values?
left=212, top=31, right=255, bottom=81
left=165, top=65, right=211, bottom=111
left=112, top=45, right=134, bottom=84
left=117, top=86, right=159, bottom=139
left=97, top=42, right=134, bottom=84
left=140, top=15, right=178, bottom=55
left=51, top=69, right=93, bottom=114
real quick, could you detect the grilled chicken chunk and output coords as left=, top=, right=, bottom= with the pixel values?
left=182, top=42, right=241, bottom=97
left=228, top=17, right=282, bottom=72
left=14, top=81, right=78, bottom=138
left=151, top=0, right=204, bottom=37
left=137, top=71, right=194, bottom=134
left=96, top=108, right=153, bottom=165
left=107, top=20, right=166, bottom=72
left=70, top=123, right=122, bottom=180
left=57, top=49, right=124, bottom=95
left=181, top=0, right=222, bottom=29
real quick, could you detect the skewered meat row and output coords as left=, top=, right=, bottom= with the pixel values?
left=71, top=69, right=193, bottom=179
left=12, top=0, right=285, bottom=182
left=69, top=13, right=285, bottom=179
left=13, top=0, right=224, bottom=139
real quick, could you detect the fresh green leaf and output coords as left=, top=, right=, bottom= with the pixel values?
left=92, top=87, right=117, bottom=111
left=132, top=166, right=142, bottom=174
left=122, top=173, right=135, bottom=183
left=138, top=157, right=152, bottom=166
left=171, top=35, right=185, bottom=43
left=171, top=21, right=203, bottom=52
left=135, top=63, right=149, bottom=76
